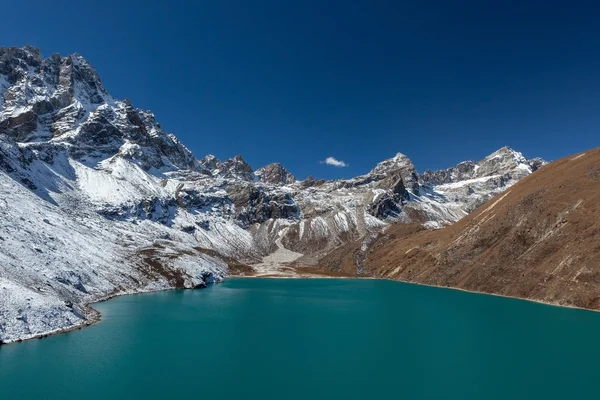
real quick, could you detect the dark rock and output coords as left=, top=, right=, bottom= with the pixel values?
left=196, top=220, right=210, bottom=230
left=20, top=177, right=37, bottom=190
left=370, top=153, right=420, bottom=194
left=377, top=173, right=410, bottom=202
left=216, top=155, right=254, bottom=181
left=199, top=154, right=221, bottom=171
left=255, top=162, right=295, bottom=184
left=181, top=225, right=196, bottom=233
left=528, top=157, right=546, bottom=172
left=422, top=161, right=477, bottom=186
left=225, top=183, right=300, bottom=227
left=300, top=176, right=326, bottom=188
left=368, top=193, right=403, bottom=220
left=0, top=110, right=38, bottom=140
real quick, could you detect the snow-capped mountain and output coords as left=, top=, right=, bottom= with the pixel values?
left=344, top=148, right=600, bottom=312
left=0, top=46, right=545, bottom=343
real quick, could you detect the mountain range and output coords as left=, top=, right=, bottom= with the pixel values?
left=0, top=46, right=546, bottom=343
left=322, top=147, right=600, bottom=310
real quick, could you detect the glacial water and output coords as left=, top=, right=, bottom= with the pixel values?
left=2, top=278, right=600, bottom=399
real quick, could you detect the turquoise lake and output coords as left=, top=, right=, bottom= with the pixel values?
left=2, top=278, right=600, bottom=399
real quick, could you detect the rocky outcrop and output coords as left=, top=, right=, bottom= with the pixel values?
left=217, top=155, right=255, bottom=181
left=370, top=152, right=420, bottom=194
left=0, top=47, right=111, bottom=142
left=421, top=161, right=477, bottom=186
left=367, top=193, right=405, bottom=220
left=0, top=47, right=197, bottom=172
left=255, top=162, right=295, bottom=184
left=199, top=154, right=221, bottom=173
left=198, top=154, right=256, bottom=181
left=300, top=176, right=326, bottom=188
left=225, top=182, right=300, bottom=227
left=0, top=46, right=42, bottom=83
left=0, top=109, right=38, bottom=140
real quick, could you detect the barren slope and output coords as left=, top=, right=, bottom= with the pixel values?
left=323, top=148, right=600, bottom=310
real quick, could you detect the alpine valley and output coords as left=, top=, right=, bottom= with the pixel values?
left=0, top=46, right=547, bottom=343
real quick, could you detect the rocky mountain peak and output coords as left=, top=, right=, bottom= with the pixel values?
left=420, top=146, right=546, bottom=187
left=200, top=154, right=222, bottom=172
left=0, top=46, right=42, bottom=81
left=65, top=52, right=110, bottom=104
left=392, top=152, right=410, bottom=161
left=215, top=154, right=255, bottom=181
left=483, top=146, right=525, bottom=163
left=371, top=152, right=415, bottom=174
left=477, top=146, right=532, bottom=177
left=255, top=162, right=295, bottom=184
left=0, top=46, right=199, bottom=172
left=370, top=152, right=419, bottom=194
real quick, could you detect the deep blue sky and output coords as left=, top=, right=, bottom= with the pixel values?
left=2, top=1, right=599, bottom=179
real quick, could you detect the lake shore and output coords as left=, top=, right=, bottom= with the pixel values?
left=8, top=277, right=599, bottom=400
left=3, top=266, right=598, bottom=346
left=238, top=266, right=600, bottom=314
left=388, top=277, right=600, bottom=315
left=1, top=285, right=210, bottom=345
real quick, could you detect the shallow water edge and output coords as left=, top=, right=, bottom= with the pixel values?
left=4, top=268, right=599, bottom=346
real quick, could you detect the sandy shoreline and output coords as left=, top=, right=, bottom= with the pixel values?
left=3, top=270, right=598, bottom=346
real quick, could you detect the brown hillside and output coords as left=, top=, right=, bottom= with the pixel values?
left=323, top=147, right=600, bottom=310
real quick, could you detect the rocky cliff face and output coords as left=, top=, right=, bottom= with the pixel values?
left=0, top=46, right=545, bottom=342
left=0, top=46, right=198, bottom=172
left=255, top=163, right=295, bottom=184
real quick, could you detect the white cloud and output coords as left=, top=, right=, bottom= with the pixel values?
left=321, top=156, right=348, bottom=167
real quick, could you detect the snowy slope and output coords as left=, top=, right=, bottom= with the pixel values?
left=0, top=46, right=546, bottom=342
